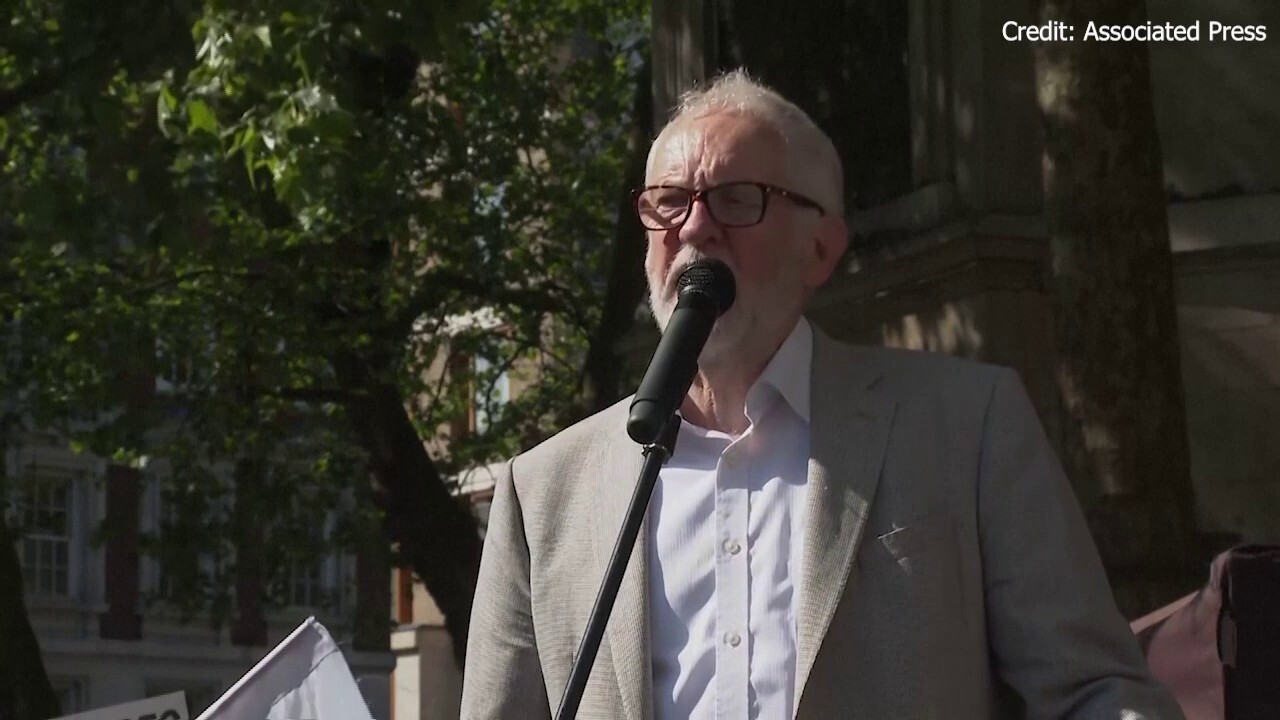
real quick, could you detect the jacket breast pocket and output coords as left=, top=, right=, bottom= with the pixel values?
left=866, top=513, right=956, bottom=568
left=858, top=512, right=970, bottom=632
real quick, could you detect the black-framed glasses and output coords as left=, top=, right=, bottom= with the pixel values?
left=633, top=181, right=826, bottom=231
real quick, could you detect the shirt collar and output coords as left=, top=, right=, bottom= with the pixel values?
left=745, top=317, right=812, bottom=426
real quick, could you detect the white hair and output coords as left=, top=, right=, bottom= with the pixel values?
left=648, top=68, right=845, bottom=217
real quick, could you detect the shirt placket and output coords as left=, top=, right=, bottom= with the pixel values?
left=715, top=441, right=750, bottom=720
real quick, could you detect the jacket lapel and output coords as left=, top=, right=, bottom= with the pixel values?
left=591, top=427, right=652, bottom=720
left=794, top=331, right=897, bottom=712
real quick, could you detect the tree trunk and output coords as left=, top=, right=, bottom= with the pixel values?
left=351, top=490, right=393, bottom=653
left=0, top=416, right=61, bottom=720
left=1033, top=0, right=1200, bottom=615
left=328, top=349, right=481, bottom=667
left=0, top=518, right=61, bottom=720
left=579, top=58, right=654, bottom=416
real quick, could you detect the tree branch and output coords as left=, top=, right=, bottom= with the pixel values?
left=0, top=50, right=97, bottom=117
left=417, top=343, right=462, bottom=433
left=392, top=271, right=576, bottom=339
left=263, top=386, right=362, bottom=405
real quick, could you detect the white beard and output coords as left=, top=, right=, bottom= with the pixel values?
left=646, top=248, right=805, bottom=366
left=646, top=246, right=708, bottom=331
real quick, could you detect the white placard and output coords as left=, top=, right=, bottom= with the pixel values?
left=54, top=691, right=189, bottom=720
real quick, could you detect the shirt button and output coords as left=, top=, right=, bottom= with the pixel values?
left=723, top=538, right=742, bottom=555
left=724, top=631, right=741, bottom=648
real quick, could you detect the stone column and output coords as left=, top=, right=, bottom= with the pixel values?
left=651, top=0, right=718, bottom=126
left=947, top=0, right=1043, bottom=213
left=908, top=0, right=953, bottom=188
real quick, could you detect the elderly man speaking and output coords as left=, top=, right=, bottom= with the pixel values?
left=461, top=70, right=1183, bottom=719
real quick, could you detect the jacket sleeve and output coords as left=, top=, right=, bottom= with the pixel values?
left=461, top=458, right=552, bottom=719
left=978, top=369, right=1185, bottom=719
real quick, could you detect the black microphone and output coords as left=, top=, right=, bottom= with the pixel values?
left=627, top=259, right=736, bottom=445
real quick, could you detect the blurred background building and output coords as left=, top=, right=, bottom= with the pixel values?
left=7, top=432, right=394, bottom=717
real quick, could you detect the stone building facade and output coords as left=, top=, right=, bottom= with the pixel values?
left=8, top=434, right=394, bottom=718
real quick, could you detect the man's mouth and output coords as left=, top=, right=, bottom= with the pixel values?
left=664, top=253, right=717, bottom=296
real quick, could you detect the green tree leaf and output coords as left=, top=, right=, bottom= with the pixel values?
left=187, top=98, right=218, bottom=134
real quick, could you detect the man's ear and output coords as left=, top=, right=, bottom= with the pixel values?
left=804, top=214, right=849, bottom=289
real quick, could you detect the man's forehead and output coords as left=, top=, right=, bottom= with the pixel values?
left=646, top=113, right=784, bottom=181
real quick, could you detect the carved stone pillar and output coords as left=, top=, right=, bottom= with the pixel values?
left=651, top=0, right=718, bottom=126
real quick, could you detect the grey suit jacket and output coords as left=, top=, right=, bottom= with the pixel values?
left=461, top=329, right=1184, bottom=719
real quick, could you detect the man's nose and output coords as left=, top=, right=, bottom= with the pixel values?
left=676, top=195, right=720, bottom=248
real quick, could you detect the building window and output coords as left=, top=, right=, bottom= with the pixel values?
left=471, top=496, right=493, bottom=539
left=139, top=473, right=164, bottom=599
left=13, top=465, right=79, bottom=598
left=154, top=337, right=207, bottom=395
left=277, top=553, right=354, bottom=611
left=283, top=559, right=326, bottom=608
left=271, top=516, right=351, bottom=612
left=473, top=354, right=510, bottom=434
left=6, top=442, right=99, bottom=605
left=139, top=467, right=217, bottom=606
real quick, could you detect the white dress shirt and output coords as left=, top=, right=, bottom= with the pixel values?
left=648, top=318, right=812, bottom=720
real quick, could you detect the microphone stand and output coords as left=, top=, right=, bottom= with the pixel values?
left=555, top=413, right=682, bottom=720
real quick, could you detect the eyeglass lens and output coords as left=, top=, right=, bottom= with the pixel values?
left=637, top=184, right=766, bottom=229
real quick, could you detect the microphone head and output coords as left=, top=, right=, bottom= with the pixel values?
left=676, top=259, right=736, bottom=317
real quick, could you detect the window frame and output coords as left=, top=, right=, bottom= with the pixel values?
left=5, top=440, right=102, bottom=606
